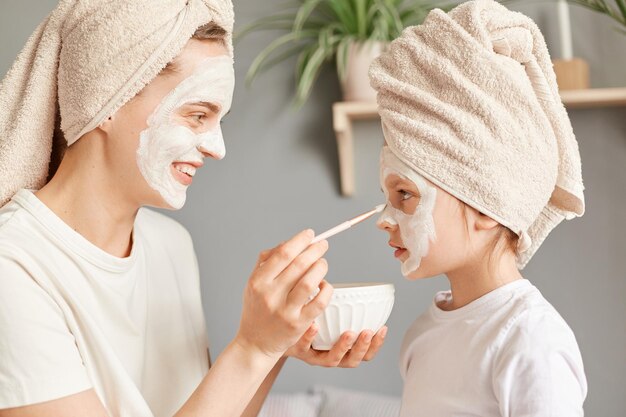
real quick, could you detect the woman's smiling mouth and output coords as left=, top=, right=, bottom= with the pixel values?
left=171, top=161, right=202, bottom=186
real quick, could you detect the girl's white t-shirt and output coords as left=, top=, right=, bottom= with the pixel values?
left=399, top=279, right=587, bottom=417
left=0, top=190, right=209, bottom=417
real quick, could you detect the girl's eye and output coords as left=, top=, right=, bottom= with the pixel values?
left=399, top=190, right=413, bottom=201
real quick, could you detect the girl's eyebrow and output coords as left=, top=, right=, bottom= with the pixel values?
left=389, top=176, right=406, bottom=189
left=389, top=175, right=421, bottom=195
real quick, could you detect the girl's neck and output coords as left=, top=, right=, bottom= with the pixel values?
left=35, top=149, right=139, bottom=258
left=441, top=251, right=524, bottom=311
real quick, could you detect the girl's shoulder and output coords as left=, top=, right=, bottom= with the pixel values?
left=494, top=284, right=581, bottom=361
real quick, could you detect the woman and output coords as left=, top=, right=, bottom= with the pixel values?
left=0, top=1, right=386, bottom=416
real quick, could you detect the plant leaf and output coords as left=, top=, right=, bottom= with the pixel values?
left=336, top=36, right=353, bottom=81
left=294, top=0, right=325, bottom=32
left=246, top=30, right=318, bottom=86
left=355, top=0, right=368, bottom=38
left=235, top=13, right=298, bottom=42
left=296, top=41, right=337, bottom=105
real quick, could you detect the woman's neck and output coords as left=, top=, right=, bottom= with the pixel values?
left=35, top=147, right=139, bottom=258
left=441, top=251, right=524, bottom=311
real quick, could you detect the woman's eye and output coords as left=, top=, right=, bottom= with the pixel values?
left=191, top=114, right=206, bottom=123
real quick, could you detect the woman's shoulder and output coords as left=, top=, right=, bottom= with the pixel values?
left=0, top=197, right=27, bottom=231
left=0, top=198, right=45, bottom=256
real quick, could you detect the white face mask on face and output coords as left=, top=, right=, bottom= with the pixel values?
left=378, top=147, right=438, bottom=277
left=136, top=55, right=235, bottom=209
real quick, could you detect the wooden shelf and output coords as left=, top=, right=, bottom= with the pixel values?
left=333, top=87, right=626, bottom=196
left=560, top=88, right=626, bottom=108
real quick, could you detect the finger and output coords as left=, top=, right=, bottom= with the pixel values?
left=301, top=280, right=333, bottom=321
left=275, top=240, right=329, bottom=290
left=251, top=229, right=314, bottom=283
left=322, top=331, right=357, bottom=367
left=295, top=322, right=318, bottom=353
left=340, top=330, right=374, bottom=368
left=255, top=249, right=272, bottom=268
left=363, top=326, right=387, bottom=362
left=287, top=257, right=328, bottom=308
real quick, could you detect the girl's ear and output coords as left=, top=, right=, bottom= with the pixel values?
left=474, top=211, right=500, bottom=231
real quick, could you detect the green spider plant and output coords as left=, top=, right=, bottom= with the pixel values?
left=236, top=0, right=456, bottom=106
left=566, top=0, right=626, bottom=32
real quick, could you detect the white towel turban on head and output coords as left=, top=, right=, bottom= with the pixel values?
left=369, top=0, right=585, bottom=269
left=0, top=0, right=234, bottom=207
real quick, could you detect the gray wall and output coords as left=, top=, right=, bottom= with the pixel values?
left=1, top=1, right=624, bottom=415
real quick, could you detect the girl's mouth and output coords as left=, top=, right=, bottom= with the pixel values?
left=394, top=248, right=407, bottom=258
left=389, top=241, right=407, bottom=259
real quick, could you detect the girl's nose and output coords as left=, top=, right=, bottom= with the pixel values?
left=377, top=205, right=398, bottom=231
left=377, top=219, right=398, bottom=232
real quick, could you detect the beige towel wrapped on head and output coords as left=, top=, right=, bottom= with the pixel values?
left=0, top=0, right=234, bottom=207
left=369, top=0, right=585, bottom=269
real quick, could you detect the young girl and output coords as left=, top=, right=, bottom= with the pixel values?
left=369, top=0, right=587, bottom=415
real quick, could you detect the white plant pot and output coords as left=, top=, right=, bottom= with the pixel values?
left=339, top=41, right=387, bottom=102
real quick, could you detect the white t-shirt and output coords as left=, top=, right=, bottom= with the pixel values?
left=0, top=190, right=209, bottom=417
left=399, top=279, right=587, bottom=417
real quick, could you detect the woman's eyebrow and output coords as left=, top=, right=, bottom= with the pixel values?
left=192, top=101, right=222, bottom=114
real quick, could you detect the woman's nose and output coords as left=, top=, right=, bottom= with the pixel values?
left=197, top=145, right=219, bottom=160
left=197, top=128, right=226, bottom=160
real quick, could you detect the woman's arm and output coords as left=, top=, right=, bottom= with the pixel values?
left=0, top=230, right=331, bottom=417
left=0, top=390, right=109, bottom=417
left=240, top=357, right=287, bottom=417
left=238, top=322, right=388, bottom=417
left=175, top=229, right=333, bottom=417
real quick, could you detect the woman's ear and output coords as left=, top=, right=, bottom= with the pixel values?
left=474, top=211, right=500, bottom=232
left=97, top=115, right=114, bottom=134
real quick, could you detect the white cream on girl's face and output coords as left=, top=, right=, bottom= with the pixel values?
left=378, top=147, right=438, bottom=276
left=136, top=55, right=235, bottom=209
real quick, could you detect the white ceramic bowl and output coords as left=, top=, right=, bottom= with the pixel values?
left=312, top=282, right=395, bottom=350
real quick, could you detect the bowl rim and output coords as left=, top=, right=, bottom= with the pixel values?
left=331, top=282, right=394, bottom=291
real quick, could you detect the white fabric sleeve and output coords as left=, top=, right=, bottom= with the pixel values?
left=492, top=308, right=587, bottom=417
left=0, top=256, right=92, bottom=409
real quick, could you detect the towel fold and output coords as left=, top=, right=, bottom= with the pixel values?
left=0, top=0, right=234, bottom=207
left=369, top=0, right=584, bottom=269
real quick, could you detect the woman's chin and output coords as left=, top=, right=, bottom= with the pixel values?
left=142, top=188, right=187, bottom=211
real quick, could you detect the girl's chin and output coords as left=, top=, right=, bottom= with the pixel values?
left=401, top=258, right=431, bottom=280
